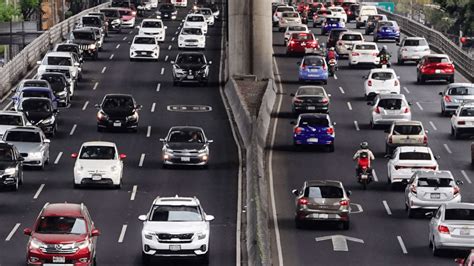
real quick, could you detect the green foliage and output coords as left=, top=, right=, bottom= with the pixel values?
left=19, top=0, right=40, bottom=20
left=433, top=0, right=474, bottom=35
left=0, top=2, right=20, bottom=22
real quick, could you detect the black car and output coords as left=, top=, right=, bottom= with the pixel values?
left=53, top=43, right=83, bottom=64
left=71, top=28, right=100, bottom=60
left=18, top=98, right=58, bottom=136
left=37, top=72, right=71, bottom=107
left=100, top=8, right=122, bottom=32
left=0, top=142, right=24, bottom=191
left=95, top=94, right=142, bottom=132
left=81, top=15, right=107, bottom=37
left=172, top=52, right=212, bottom=86
left=327, top=28, right=348, bottom=48
left=88, top=12, right=109, bottom=36
left=347, top=4, right=360, bottom=22
left=157, top=3, right=177, bottom=20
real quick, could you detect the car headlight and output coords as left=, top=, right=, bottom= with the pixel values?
left=153, top=47, right=158, bottom=51
left=39, top=116, right=55, bottom=125
left=197, top=232, right=207, bottom=240
left=174, top=66, right=185, bottom=74
left=74, top=240, right=91, bottom=250
left=89, top=44, right=96, bottom=50
left=4, top=167, right=16, bottom=175
left=143, top=230, right=154, bottom=240
left=30, top=238, right=46, bottom=249
left=126, top=113, right=138, bottom=121
left=97, top=111, right=108, bottom=120
left=198, top=148, right=208, bottom=154
left=57, top=91, right=67, bottom=98
left=156, top=11, right=161, bottom=15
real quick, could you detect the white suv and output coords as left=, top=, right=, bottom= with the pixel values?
left=139, top=196, right=214, bottom=263
left=178, top=27, right=205, bottom=49
left=450, top=103, right=474, bottom=139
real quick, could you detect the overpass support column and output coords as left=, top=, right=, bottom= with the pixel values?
left=228, top=0, right=251, bottom=76
left=251, top=0, right=274, bottom=80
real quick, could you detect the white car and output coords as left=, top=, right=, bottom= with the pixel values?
left=273, top=5, right=295, bottom=26
left=178, top=27, right=205, bottom=49
left=171, top=0, right=187, bottom=7
left=313, top=9, right=332, bottom=27
left=450, top=103, right=474, bottom=139
left=184, top=14, right=208, bottom=34
left=387, top=146, right=438, bottom=185
left=3, top=126, right=50, bottom=169
left=356, top=5, right=378, bottom=28
left=0, top=111, right=29, bottom=137
left=72, top=141, right=125, bottom=189
left=278, top=11, right=301, bottom=31
left=129, top=35, right=160, bottom=61
left=349, top=42, right=380, bottom=67
left=336, top=31, right=364, bottom=57
left=284, top=24, right=309, bottom=45
left=138, top=19, right=167, bottom=42
left=196, top=8, right=215, bottom=26
left=397, top=37, right=431, bottom=64
left=139, top=196, right=214, bottom=263
left=37, top=52, right=81, bottom=82
left=328, top=6, right=347, bottom=23
left=364, top=68, right=400, bottom=99
left=370, top=94, right=411, bottom=128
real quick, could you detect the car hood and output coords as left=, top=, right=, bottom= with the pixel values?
left=76, top=159, right=118, bottom=170
left=72, top=39, right=96, bottom=45
left=175, top=63, right=205, bottom=71
left=166, top=142, right=206, bottom=151
left=102, top=108, right=134, bottom=117
left=140, top=28, right=164, bottom=34
left=7, top=142, right=43, bottom=153
left=0, top=161, right=18, bottom=170
left=143, top=221, right=208, bottom=233
left=131, top=43, right=157, bottom=50
left=25, top=112, right=53, bottom=124
left=32, top=233, right=87, bottom=244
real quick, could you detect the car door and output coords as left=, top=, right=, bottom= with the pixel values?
left=387, top=148, right=399, bottom=177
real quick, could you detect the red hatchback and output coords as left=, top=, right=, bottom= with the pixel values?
left=24, top=203, right=100, bottom=266
left=417, top=54, right=455, bottom=84
left=287, top=33, right=320, bottom=55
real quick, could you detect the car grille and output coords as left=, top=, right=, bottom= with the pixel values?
left=41, top=244, right=78, bottom=254
left=173, top=149, right=199, bottom=156
left=185, top=39, right=198, bottom=43
left=78, top=44, right=90, bottom=51
left=21, top=153, right=28, bottom=157
left=135, top=50, right=153, bottom=57
left=157, top=233, right=194, bottom=243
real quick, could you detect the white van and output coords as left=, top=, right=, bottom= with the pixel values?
left=356, top=6, right=378, bottom=28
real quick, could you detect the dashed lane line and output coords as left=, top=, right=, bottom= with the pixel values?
left=382, top=200, right=392, bottom=215
left=403, top=87, right=410, bottom=94
left=82, top=101, right=89, bottom=111
left=129, top=30, right=133, bottom=34
left=429, top=121, right=437, bottom=131
left=333, top=74, right=338, bottom=80
left=151, top=103, right=156, bottom=113
left=339, top=87, right=345, bottom=94
left=139, top=153, right=145, bottom=167
left=416, top=102, right=423, bottom=111
left=443, top=143, right=452, bottom=154
left=92, top=82, right=98, bottom=90
left=171, top=37, right=175, bottom=42
left=354, top=121, right=360, bottom=131
left=109, top=54, right=114, bottom=60
left=54, top=152, right=63, bottom=165
left=118, top=225, right=127, bottom=243
left=116, top=44, right=120, bottom=49
left=164, top=55, right=169, bottom=62
left=2, top=101, right=12, bottom=111
left=69, top=124, right=77, bottom=136
left=160, top=67, right=165, bottom=75
left=101, top=67, right=107, bottom=74
left=156, top=83, right=161, bottom=92
left=122, top=36, right=127, bottom=41
left=33, top=184, right=45, bottom=199
left=461, top=170, right=472, bottom=184
left=146, top=126, right=151, bottom=138
left=5, top=223, right=20, bottom=241
left=168, top=45, right=172, bottom=50
left=397, top=236, right=408, bottom=254
left=175, top=31, right=178, bottom=35
left=130, top=185, right=137, bottom=201
left=372, top=169, right=378, bottom=182
left=347, top=102, right=352, bottom=110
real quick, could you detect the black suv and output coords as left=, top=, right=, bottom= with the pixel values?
left=100, top=8, right=122, bottom=32
left=95, top=94, right=142, bottom=132
left=81, top=15, right=107, bottom=37
left=171, top=52, right=212, bottom=86
left=71, top=28, right=100, bottom=59
left=157, top=3, right=178, bottom=20
left=0, top=142, right=24, bottom=191
left=37, top=72, right=71, bottom=107
left=327, top=28, right=348, bottom=48
left=18, top=98, right=58, bottom=137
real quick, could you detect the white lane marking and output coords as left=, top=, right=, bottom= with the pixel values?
left=2, top=101, right=12, bottom=111
left=118, top=225, right=127, bottom=243
left=168, top=45, right=172, bottom=50
left=429, top=121, right=437, bottom=131
left=130, top=185, right=137, bottom=201
left=146, top=126, right=151, bottom=138
left=160, top=67, right=165, bottom=75
left=129, top=30, right=133, bottom=34
left=372, top=169, right=378, bottom=182
left=54, top=152, right=63, bottom=165
left=109, top=54, right=114, bottom=60
left=116, top=44, right=120, bottom=49
left=347, top=102, right=352, bottom=110
left=354, top=121, right=360, bottom=131
left=397, top=236, right=408, bottom=254
left=339, top=86, right=345, bottom=94
left=171, top=37, right=175, bottom=42
left=403, top=87, right=410, bottom=94
left=175, top=31, right=178, bottom=35
left=139, top=153, right=145, bottom=167
left=443, top=143, right=452, bottom=154
left=151, top=103, right=156, bottom=113
left=382, top=200, right=392, bottom=215
left=82, top=101, right=89, bottom=111
left=333, top=74, right=338, bottom=80
left=156, top=83, right=161, bottom=92
left=101, top=67, right=107, bottom=74
left=33, top=184, right=45, bottom=199
left=164, top=55, right=169, bottom=62
left=5, top=223, right=21, bottom=241
left=416, top=102, right=423, bottom=111
left=92, top=82, right=98, bottom=90
left=461, top=170, right=472, bottom=184
left=122, top=36, right=127, bottom=41
left=69, top=124, right=77, bottom=136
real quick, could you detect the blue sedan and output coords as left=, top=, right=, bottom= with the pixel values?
left=298, top=55, right=328, bottom=84
left=292, top=113, right=335, bottom=152
left=374, top=20, right=400, bottom=42
left=321, top=17, right=345, bottom=35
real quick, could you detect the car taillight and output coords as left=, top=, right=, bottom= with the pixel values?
left=300, top=63, right=307, bottom=70
left=339, top=199, right=349, bottom=206
left=454, top=186, right=460, bottom=196
left=361, top=165, right=367, bottom=170
left=404, top=107, right=410, bottom=113
left=352, top=52, right=360, bottom=56
left=294, top=127, right=304, bottom=134
left=132, top=11, right=137, bottom=16
left=388, top=135, right=393, bottom=144
left=326, top=127, right=334, bottom=134
left=290, top=40, right=295, bottom=46
left=367, top=80, right=372, bottom=86
left=423, top=135, right=428, bottom=144
left=394, top=80, right=399, bottom=86
left=321, top=98, right=328, bottom=104
left=458, top=121, right=466, bottom=125
left=444, top=95, right=452, bottom=102
left=293, top=97, right=303, bottom=103
left=298, top=198, right=309, bottom=205
left=438, top=225, right=450, bottom=234
left=375, top=106, right=380, bottom=114
left=410, top=185, right=417, bottom=194
left=347, top=11, right=351, bottom=14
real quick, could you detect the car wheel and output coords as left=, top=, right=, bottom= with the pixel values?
left=19, top=171, right=24, bottom=185
left=385, top=144, right=392, bottom=155
left=370, top=120, right=376, bottom=129
left=295, top=219, right=305, bottom=229
left=432, top=239, right=442, bottom=256
left=419, top=75, right=425, bottom=84
left=454, top=129, right=461, bottom=139
left=12, top=178, right=19, bottom=191
left=407, top=207, right=415, bottom=218
left=142, top=252, right=152, bottom=265
left=328, top=144, right=335, bottom=152
left=398, top=58, right=403, bottom=65
left=342, top=221, right=350, bottom=230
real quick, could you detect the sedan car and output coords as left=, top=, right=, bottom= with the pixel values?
left=3, top=126, right=50, bottom=169
left=387, top=146, right=438, bottom=185
left=373, top=20, right=400, bottom=42
left=0, top=142, right=24, bottom=191
left=292, top=113, right=335, bottom=151
left=450, top=103, right=474, bottom=139
left=397, top=36, right=430, bottom=64
left=0, top=111, right=29, bottom=137
left=364, top=14, right=387, bottom=35
left=405, top=170, right=462, bottom=218
left=291, top=86, right=330, bottom=113
left=284, top=24, right=310, bottom=46
left=417, top=54, right=455, bottom=84
left=138, top=19, right=167, bottom=42
left=328, top=6, right=347, bottom=22
left=37, top=52, right=81, bottom=82
left=336, top=31, right=364, bottom=57
left=171, top=52, right=211, bottom=85
left=321, top=16, right=345, bottom=35
left=292, top=180, right=351, bottom=229
left=297, top=55, right=328, bottom=84
left=440, top=83, right=474, bottom=115
left=287, top=32, right=320, bottom=55
left=156, top=3, right=178, bottom=20
left=278, top=11, right=302, bottom=31
left=312, top=9, right=332, bottom=27
left=369, top=94, right=411, bottom=128
left=15, top=98, right=58, bottom=137
left=178, top=27, right=205, bottom=49
left=385, top=120, right=427, bottom=154
left=96, top=94, right=141, bottom=132
left=348, top=42, right=380, bottom=67
left=183, top=14, right=208, bottom=34
left=130, top=35, right=160, bottom=61
left=363, top=68, right=400, bottom=99
left=72, top=141, right=125, bottom=188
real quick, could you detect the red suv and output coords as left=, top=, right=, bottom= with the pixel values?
left=287, top=33, right=320, bottom=55
left=417, top=54, right=455, bottom=84
left=24, top=203, right=100, bottom=266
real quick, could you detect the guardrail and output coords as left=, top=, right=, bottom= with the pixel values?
left=0, top=2, right=111, bottom=97
left=378, top=8, right=474, bottom=82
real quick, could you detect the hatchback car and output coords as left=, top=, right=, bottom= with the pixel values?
left=373, top=20, right=400, bottom=42
left=284, top=24, right=310, bottom=46
left=369, top=94, right=411, bottom=128
left=397, top=37, right=430, bottom=64
left=440, top=83, right=474, bottom=115
left=417, top=54, right=455, bottom=84
left=0, top=142, right=24, bottom=190
left=178, top=27, right=205, bottom=49
left=363, top=68, right=400, bottom=99
left=96, top=94, right=142, bottom=132
left=129, top=35, right=160, bottom=61
left=138, top=19, right=167, bottom=42
left=292, top=180, right=351, bottom=229
left=278, top=11, right=302, bottom=31
left=297, top=55, right=328, bottom=84
left=287, top=32, right=320, bottom=55
left=23, top=203, right=100, bottom=265
left=385, top=121, right=427, bottom=154
left=387, top=146, right=438, bottom=185
left=336, top=31, right=364, bottom=57
left=291, top=86, right=330, bottom=113
left=405, top=170, right=462, bottom=218
left=364, top=14, right=387, bottom=35
left=156, top=3, right=178, bottom=20
left=451, top=103, right=474, bottom=139
left=3, top=126, right=50, bottom=169
left=328, top=6, right=347, bottom=22
left=15, top=98, right=58, bottom=137
left=349, top=42, right=380, bottom=67
left=321, top=16, right=345, bottom=35
left=292, top=113, right=335, bottom=151
left=184, top=14, right=208, bottom=34
left=171, top=52, right=211, bottom=85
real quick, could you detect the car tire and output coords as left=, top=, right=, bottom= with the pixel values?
left=12, top=178, right=19, bottom=191
left=454, top=129, right=461, bottom=139
left=407, top=207, right=415, bottom=218
left=370, top=121, right=376, bottom=129
left=342, top=221, right=350, bottom=230
left=448, top=76, right=454, bottom=83
left=97, top=126, right=103, bottom=132
left=295, top=219, right=305, bottom=229
left=398, top=58, right=403, bottom=65
left=19, top=171, right=24, bottom=185
left=419, top=75, right=425, bottom=84
left=142, top=252, right=152, bottom=265
left=432, top=240, right=442, bottom=256
left=328, top=144, right=335, bottom=152
left=94, top=52, right=99, bottom=60
left=385, top=144, right=392, bottom=155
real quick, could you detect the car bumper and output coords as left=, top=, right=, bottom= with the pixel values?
left=420, top=73, right=454, bottom=81
left=158, top=14, right=177, bottom=20
left=97, top=119, right=138, bottom=129
left=174, top=72, right=208, bottom=83
left=377, top=32, right=400, bottom=40
left=386, top=142, right=427, bottom=149
left=142, top=238, right=209, bottom=257
left=408, top=195, right=461, bottom=209
left=130, top=50, right=159, bottom=59
left=287, top=47, right=319, bottom=54
left=0, top=175, right=17, bottom=186
left=350, top=57, right=380, bottom=65
left=400, top=51, right=430, bottom=61
left=293, top=135, right=335, bottom=145
left=178, top=41, right=205, bottom=49
left=121, top=19, right=135, bottom=28
left=292, top=104, right=329, bottom=113
left=27, top=249, right=93, bottom=266
left=295, top=210, right=349, bottom=222
left=299, top=71, right=328, bottom=81
left=390, top=169, right=416, bottom=183
left=454, top=127, right=474, bottom=135
left=163, top=153, right=209, bottom=166
left=23, top=158, right=44, bottom=167
left=74, top=173, right=121, bottom=186
left=435, top=235, right=474, bottom=250
left=372, top=115, right=411, bottom=125
left=38, top=124, right=56, bottom=134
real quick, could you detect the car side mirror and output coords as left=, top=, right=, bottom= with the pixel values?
left=36, top=61, right=41, bottom=65
left=435, top=155, right=441, bottom=160
left=332, top=122, right=336, bottom=126
left=94, top=104, right=100, bottom=109
left=205, top=215, right=215, bottom=221
left=397, top=76, right=400, bottom=79
left=44, top=139, right=51, bottom=143
left=362, top=75, right=367, bottom=79
left=291, top=189, right=299, bottom=196
left=136, top=104, right=143, bottom=110
left=119, top=154, right=127, bottom=160
left=23, top=228, right=32, bottom=236
left=138, top=215, right=147, bottom=221
left=53, top=109, right=59, bottom=114
left=456, top=180, right=464, bottom=186
left=396, top=42, right=399, bottom=46
left=290, top=93, right=295, bottom=97
left=159, top=138, right=165, bottom=142
left=328, top=94, right=331, bottom=97
left=207, top=139, right=214, bottom=143
left=438, top=92, right=443, bottom=96
left=408, top=102, right=413, bottom=106
left=91, top=229, right=101, bottom=237
left=384, top=154, right=392, bottom=159
left=18, top=157, right=25, bottom=162
left=135, top=25, right=140, bottom=28
left=71, top=153, right=78, bottom=159
left=367, top=102, right=373, bottom=106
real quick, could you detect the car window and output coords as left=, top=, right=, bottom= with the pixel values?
left=23, top=81, right=48, bottom=88
left=142, top=21, right=162, bottom=28
left=399, top=151, right=432, bottom=160
left=288, top=26, right=307, bottom=31
left=56, top=45, right=77, bottom=53
left=417, top=177, right=453, bottom=187
left=282, top=12, right=299, bottom=18
left=393, top=125, right=422, bottom=135
left=5, top=131, right=41, bottom=142
left=36, top=216, right=87, bottom=235
left=41, top=76, right=65, bottom=93
left=83, top=17, right=101, bottom=26
left=303, top=57, right=324, bottom=66
left=293, top=33, right=313, bottom=41
left=278, top=7, right=294, bottom=13
left=101, top=10, right=120, bottom=18
left=426, top=57, right=450, bottom=63
left=445, top=208, right=474, bottom=220
left=355, top=44, right=376, bottom=50
left=317, top=10, right=331, bottom=15
left=79, top=146, right=116, bottom=160
left=22, top=100, right=52, bottom=112
left=177, top=54, right=205, bottom=64
left=0, top=115, right=22, bottom=126
left=448, top=87, right=474, bottom=96
left=150, top=205, right=202, bottom=221
left=460, top=108, right=474, bottom=117
left=134, top=37, right=155, bottom=44
left=305, top=186, right=343, bottom=198
left=182, top=28, right=203, bottom=35
left=187, top=15, right=204, bottom=22
left=48, top=69, right=71, bottom=79
left=21, top=91, right=50, bottom=99
left=379, top=21, right=396, bottom=27
left=73, top=31, right=94, bottom=40
left=297, top=87, right=324, bottom=96
left=168, top=129, right=204, bottom=143
left=46, top=56, right=71, bottom=66
left=377, top=98, right=402, bottom=109
left=103, top=96, right=134, bottom=109
left=404, top=39, right=427, bottom=46
left=371, top=72, right=393, bottom=80
left=299, top=117, right=329, bottom=127
left=0, top=147, right=14, bottom=160
left=326, top=18, right=341, bottom=23
left=341, top=34, right=362, bottom=41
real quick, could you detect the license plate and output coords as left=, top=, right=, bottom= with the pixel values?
left=181, top=157, right=190, bottom=162
left=92, top=174, right=102, bottom=181
left=361, top=174, right=368, bottom=179
left=169, top=245, right=181, bottom=251
left=307, top=138, right=318, bottom=143
left=430, top=193, right=440, bottom=199
left=435, top=69, right=441, bottom=73
left=301, top=42, right=306, bottom=46
left=52, top=257, right=65, bottom=263
left=309, top=69, right=319, bottom=72
left=307, top=106, right=316, bottom=110
left=460, top=229, right=471, bottom=236
left=113, top=121, right=122, bottom=127
left=164, top=14, right=169, bottom=17
left=141, top=52, right=147, bottom=55
left=187, top=75, right=194, bottom=79
left=312, top=213, right=328, bottom=219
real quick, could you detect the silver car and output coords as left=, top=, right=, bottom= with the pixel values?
left=397, top=37, right=430, bottom=64
left=369, top=94, right=411, bottom=128
left=440, top=83, right=474, bottom=115
left=405, top=170, right=462, bottom=218
left=2, top=126, right=50, bottom=169
left=429, top=203, right=474, bottom=256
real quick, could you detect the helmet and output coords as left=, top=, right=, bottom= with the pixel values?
left=382, top=45, right=387, bottom=50
left=329, top=47, right=335, bottom=51
left=360, top=142, right=368, bottom=149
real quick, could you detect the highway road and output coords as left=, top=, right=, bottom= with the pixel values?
left=269, top=21, right=473, bottom=266
left=0, top=5, right=239, bottom=266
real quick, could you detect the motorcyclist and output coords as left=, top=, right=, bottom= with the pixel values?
left=326, top=47, right=339, bottom=71
left=353, top=142, right=375, bottom=177
left=377, top=45, right=391, bottom=64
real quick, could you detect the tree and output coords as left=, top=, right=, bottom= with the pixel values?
left=19, top=0, right=40, bottom=21
left=432, top=0, right=474, bottom=35
left=0, top=2, right=20, bottom=22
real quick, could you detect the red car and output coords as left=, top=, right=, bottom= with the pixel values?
left=416, top=54, right=455, bottom=84
left=24, top=203, right=100, bottom=266
left=287, top=33, right=320, bottom=55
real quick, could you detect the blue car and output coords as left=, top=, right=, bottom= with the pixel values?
left=12, top=87, right=58, bottom=111
left=374, top=20, right=400, bottom=42
left=292, top=113, right=335, bottom=151
left=298, top=55, right=328, bottom=84
left=321, top=17, right=345, bottom=35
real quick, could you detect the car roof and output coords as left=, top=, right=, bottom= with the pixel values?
left=306, top=180, right=343, bottom=187
left=424, top=54, right=449, bottom=58
left=370, top=68, right=396, bottom=73
left=104, top=93, right=133, bottom=98
left=398, top=146, right=432, bottom=153
left=341, top=31, right=362, bottom=35
left=73, top=27, right=96, bottom=33
left=81, top=141, right=116, bottom=147
left=142, top=18, right=162, bottom=22
left=177, top=51, right=206, bottom=56
left=6, top=126, right=42, bottom=133
left=392, top=120, right=423, bottom=126
left=21, top=87, right=52, bottom=92
left=82, top=15, right=100, bottom=19
left=41, top=203, right=84, bottom=217
left=20, top=97, right=52, bottom=103
left=134, top=35, right=155, bottom=39
left=444, top=202, right=474, bottom=210
left=153, top=196, right=200, bottom=206
left=413, top=170, right=453, bottom=179
left=45, top=51, right=72, bottom=57
left=447, top=83, right=474, bottom=89
left=56, top=42, right=79, bottom=47
left=404, top=36, right=426, bottom=40
left=297, top=85, right=326, bottom=94
left=169, top=126, right=204, bottom=131
left=21, top=79, right=49, bottom=84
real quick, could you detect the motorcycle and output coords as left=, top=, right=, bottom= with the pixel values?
left=379, top=54, right=391, bottom=68
left=357, top=152, right=373, bottom=190
left=328, top=58, right=337, bottom=76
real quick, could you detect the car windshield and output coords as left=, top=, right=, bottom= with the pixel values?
left=445, top=209, right=474, bottom=221
left=36, top=216, right=87, bottom=235
left=426, top=57, right=450, bottom=63
left=73, top=32, right=94, bottom=40
left=283, top=12, right=299, bottom=18
left=371, top=72, right=393, bottom=80
left=142, top=21, right=162, bottom=28
left=21, top=91, right=50, bottom=99
left=399, top=151, right=432, bottom=160
left=355, top=44, right=376, bottom=50
left=177, top=54, right=205, bottom=64
left=0, top=147, right=14, bottom=160
left=46, top=56, right=71, bottom=66
left=299, top=117, right=329, bottom=127
left=379, top=21, right=396, bottom=27
left=79, top=146, right=116, bottom=160
left=326, top=18, right=340, bottom=23
left=102, top=10, right=119, bottom=18
left=83, top=17, right=100, bottom=26
left=304, top=57, right=324, bottom=66
left=187, top=15, right=204, bottom=22
left=298, top=87, right=324, bottom=96
left=182, top=28, right=202, bottom=35
left=0, top=115, right=22, bottom=126
left=5, top=131, right=41, bottom=142
left=449, top=86, right=474, bottom=96
left=134, top=37, right=155, bottom=44
left=341, top=34, right=362, bottom=41
left=460, top=108, right=474, bottom=117
left=23, top=81, right=48, bottom=88
left=417, top=177, right=453, bottom=187
left=102, top=96, right=134, bottom=109
left=56, top=45, right=77, bottom=53
left=41, top=76, right=65, bottom=93
left=160, top=4, right=175, bottom=11
left=168, top=129, right=204, bottom=143
left=22, top=100, right=52, bottom=112
left=150, top=205, right=202, bottom=221
left=393, top=125, right=422, bottom=135
left=198, top=9, right=212, bottom=15
left=330, top=30, right=346, bottom=39
left=404, top=39, right=427, bottom=46
left=377, top=98, right=402, bottom=110
left=305, top=186, right=343, bottom=198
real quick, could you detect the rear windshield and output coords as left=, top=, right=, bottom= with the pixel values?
left=304, top=57, right=324, bottom=66
left=445, top=209, right=474, bottom=221
left=448, top=86, right=474, bottom=96
left=102, top=96, right=134, bottom=109
left=379, top=21, right=397, bottom=27
left=80, top=146, right=116, bottom=160
left=317, top=10, right=331, bottom=15
left=341, top=34, right=362, bottom=41
left=142, top=21, right=162, bottom=28
left=46, top=56, right=71, bottom=66
left=150, top=205, right=202, bottom=221
left=326, top=18, right=341, bottom=23
left=404, top=39, right=427, bottom=46
left=297, top=87, right=324, bottom=96
left=305, top=186, right=343, bottom=198
left=82, top=17, right=101, bottom=26
left=101, top=10, right=120, bottom=18
left=21, top=91, right=50, bottom=98
left=134, top=37, right=155, bottom=44
left=48, top=69, right=71, bottom=78
left=460, top=108, right=474, bottom=117
left=118, top=10, right=133, bottom=16
left=299, top=117, right=329, bottom=127
left=355, top=44, right=376, bottom=50
left=377, top=98, right=402, bottom=109
left=293, top=33, right=313, bottom=41
left=182, top=28, right=202, bottom=35
left=56, top=45, right=77, bottom=53
left=399, top=151, right=432, bottom=160
left=5, top=131, right=41, bottom=143
left=282, top=12, right=299, bottom=18
left=187, top=15, right=204, bottom=22
left=177, top=54, right=205, bottom=64
left=73, top=32, right=94, bottom=40
left=417, top=177, right=453, bottom=187
left=426, top=57, right=450, bottom=63
left=36, top=216, right=87, bottom=235
left=278, top=7, right=294, bottom=12
left=393, top=125, right=422, bottom=135
left=41, top=75, right=66, bottom=92
left=288, top=25, right=307, bottom=31
left=0, top=115, right=22, bottom=126
left=371, top=72, right=393, bottom=80
left=23, top=81, right=48, bottom=88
